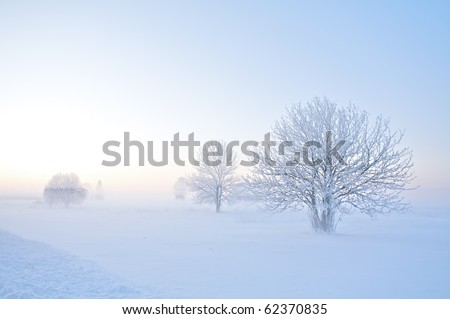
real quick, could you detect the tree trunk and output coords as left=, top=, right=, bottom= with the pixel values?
left=215, top=185, right=222, bottom=212
left=309, top=206, right=335, bottom=233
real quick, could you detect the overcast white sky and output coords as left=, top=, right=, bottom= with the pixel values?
left=0, top=1, right=449, bottom=202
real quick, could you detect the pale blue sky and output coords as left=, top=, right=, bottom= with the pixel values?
left=0, top=1, right=449, bottom=201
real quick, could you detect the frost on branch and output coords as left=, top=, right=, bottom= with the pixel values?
left=185, top=141, right=240, bottom=212
left=43, top=173, right=88, bottom=208
left=247, top=97, right=415, bottom=232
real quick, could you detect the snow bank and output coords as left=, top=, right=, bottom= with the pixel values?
left=0, top=230, right=145, bottom=298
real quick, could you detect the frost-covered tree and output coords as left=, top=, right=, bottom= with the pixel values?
left=173, top=177, right=187, bottom=200
left=95, top=180, right=104, bottom=200
left=186, top=141, right=240, bottom=212
left=43, top=173, right=88, bottom=207
left=247, top=97, right=415, bottom=232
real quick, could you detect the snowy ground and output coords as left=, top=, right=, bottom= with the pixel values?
left=0, top=199, right=449, bottom=298
left=0, top=229, right=144, bottom=298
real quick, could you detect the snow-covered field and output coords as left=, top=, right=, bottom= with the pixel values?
left=0, top=199, right=449, bottom=298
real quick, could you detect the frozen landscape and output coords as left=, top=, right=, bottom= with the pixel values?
left=1, top=199, right=449, bottom=298
left=0, top=4, right=449, bottom=319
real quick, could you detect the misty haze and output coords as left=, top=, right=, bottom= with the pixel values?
left=1, top=1, right=449, bottom=301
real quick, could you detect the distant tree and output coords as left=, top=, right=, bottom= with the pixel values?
left=173, top=177, right=187, bottom=200
left=247, top=97, right=415, bottom=232
left=95, top=180, right=104, bottom=200
left=43, top=173, right=88, bottom=207
left=186, top=141, right=240, bottom=212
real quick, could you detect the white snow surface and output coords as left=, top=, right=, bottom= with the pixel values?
left=0, top=229, right=144, bottom=298
left=0, top=199, right=449, bottom=298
